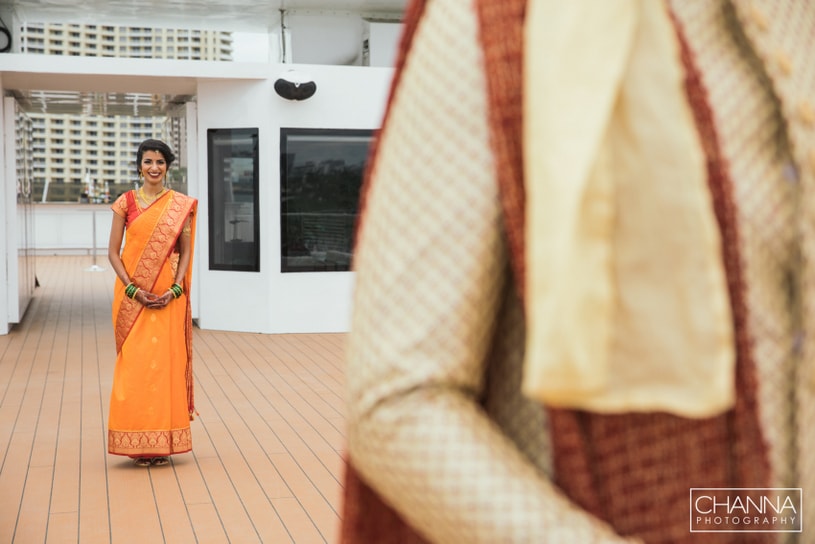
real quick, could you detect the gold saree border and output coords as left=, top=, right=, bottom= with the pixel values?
left=114, top=191, right=196, bottom=354
left=108, top=427, right=192, bottom=456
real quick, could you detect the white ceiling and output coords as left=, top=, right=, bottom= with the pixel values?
left=0, top=0, right=408, bottom=32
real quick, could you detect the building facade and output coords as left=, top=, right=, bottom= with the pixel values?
left=19, top=23, right=231, bottom=202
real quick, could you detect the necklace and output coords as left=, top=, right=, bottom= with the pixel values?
left=138, top=186, right=166, bottom=206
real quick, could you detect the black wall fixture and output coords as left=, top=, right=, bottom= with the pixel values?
left=274, top=71, right=317, bottom=101
left=0, top=22, right=11, bottom=53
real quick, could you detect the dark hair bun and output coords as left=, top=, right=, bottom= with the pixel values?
left=136, top=139, right=176, bottom=174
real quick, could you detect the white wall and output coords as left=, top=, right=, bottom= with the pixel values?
left=34, top=204, right=111, bottom=252
left=195, top=63, right=393, bottom=333
left=289, top=14, right=364, bottom=65
left=365, top=21, right=402, bottom=67
left=0, top=77, right=7, bottom=334
left=2, top=96, right=34, bottom=327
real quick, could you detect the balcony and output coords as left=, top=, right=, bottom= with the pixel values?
left=0, top=255, right=347, bottom=543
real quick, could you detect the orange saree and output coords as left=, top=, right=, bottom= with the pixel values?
left=107, top=189, right=198, bottom=458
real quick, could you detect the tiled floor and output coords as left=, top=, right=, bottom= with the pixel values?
left=0, top=255, right=347, bottom=544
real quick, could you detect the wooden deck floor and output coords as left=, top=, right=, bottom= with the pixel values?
left=0, top=255, right=348, bottom=544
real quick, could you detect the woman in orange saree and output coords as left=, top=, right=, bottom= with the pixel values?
left=106, top=139, right=198, bottom=467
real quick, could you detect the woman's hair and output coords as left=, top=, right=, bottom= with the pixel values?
left=136, top=139, right=176, bottom=174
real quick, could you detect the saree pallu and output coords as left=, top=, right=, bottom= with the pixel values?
left=108, top=190, right=197, bottom=457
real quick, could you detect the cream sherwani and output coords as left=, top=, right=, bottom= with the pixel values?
left=346, top=0, right=815, bottom=542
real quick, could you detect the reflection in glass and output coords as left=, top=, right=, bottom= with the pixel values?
left=207, top=128, right=260, bottom=271
left=14, top=101, right=37, bottom=312
left=280, top=128, right=374, bottom=273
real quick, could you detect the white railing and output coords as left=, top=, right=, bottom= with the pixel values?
left=32, top=203, right=112, bottom=256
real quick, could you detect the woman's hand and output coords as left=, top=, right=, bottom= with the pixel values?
left=131, top=287, right=174, bottom=309
left=144, top=290, right=175, bottom=309
left=134, top=290, right=158, bottom=307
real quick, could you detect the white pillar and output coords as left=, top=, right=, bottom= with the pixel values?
left=1, top=94, right=12, bottom=334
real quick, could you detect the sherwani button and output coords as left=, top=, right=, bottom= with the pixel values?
left=775, top=50, right=793, bottom=75
left=782, top=162, right=799, bottom=183
left=799, top=100, right=815, bottom=127
left=750, top=5, right=769, bottom=30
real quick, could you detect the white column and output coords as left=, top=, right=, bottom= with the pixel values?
left=1, top=95, right=13, bottom=334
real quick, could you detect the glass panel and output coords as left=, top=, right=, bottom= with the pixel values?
left=13, top=99, right=37, bottom=316
left=207, top=128, right=260, bottom=272
left=280, top=128, right=374, bottom=273
left=22, top=101, right=186, bottom=204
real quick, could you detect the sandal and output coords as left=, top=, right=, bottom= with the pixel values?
left=151, top=457, right=170, bottom=466
left=133, top=458, right=152, bottom=467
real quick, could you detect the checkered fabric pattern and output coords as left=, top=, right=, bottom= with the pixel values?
left=343, top=0, right=815, bottom=542
left=345, top=0, right=632, bottom=541
left=672, top=2, right=815, bottom=541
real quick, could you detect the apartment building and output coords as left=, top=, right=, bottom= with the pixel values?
left=19, top=23, right=232, bottom=201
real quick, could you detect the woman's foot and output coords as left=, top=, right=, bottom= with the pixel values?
left=151, top=457, right=170, bottom=466
left=133, top=457, right=152, bottom=467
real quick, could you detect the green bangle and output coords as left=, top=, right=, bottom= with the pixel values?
left=170, top=283, right=183, bottom=299
left=125, top=282, right=139, bottom=299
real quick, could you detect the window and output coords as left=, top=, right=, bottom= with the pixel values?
left=207, top=128, right=259, bottom=272
left=280, top=128, right=374, bottom=273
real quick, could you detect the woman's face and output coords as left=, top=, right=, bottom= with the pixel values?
left=140, top=150, right=168, bottom=186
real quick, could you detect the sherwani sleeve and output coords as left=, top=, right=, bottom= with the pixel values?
left=345, top=1, right=635, bottom=542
